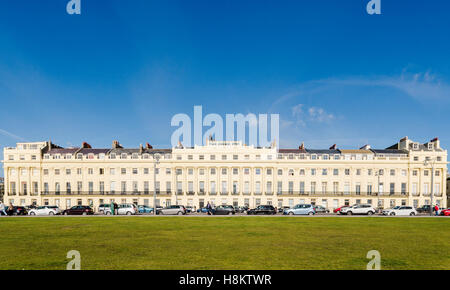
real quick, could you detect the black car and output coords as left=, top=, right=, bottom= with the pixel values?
left=6, top=206, right=28, bottom=216
left=247, top=205, right=277, bottom=215
left=211, top=205, right=236, bottom=215
left=62, top=206, right=94, bottom=215
left=417, top=205, right=433, bottom=213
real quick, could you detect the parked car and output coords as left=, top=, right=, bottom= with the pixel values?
left=247, top=205, right=277, bottom=215
left=314, top=205, right=330, bottom=214
left=417, top=205, right=433, bottom=214
left=383, top=206, right=417, bottom=216
left=185, top=206, right=194, bottom=213
left=5, top=206, right=28, bottom=216
left=62, top=206, right=94, bottom=215
left=157, top=205, right=186, bottom=215
left=138, top=205, right=154, bottom=214
left=278, top=206, right=290, bottom=213
left=236, top=206, right=249, bottom=213
left=211, top=205, right=236, bottom=215
left=197, top=207, right=209, bottom=214
left=29, top=206, right=61, bottom=216
left=117, top=204, right=138, bottom=215
left=334, top=205, right=350, bottom=214
left=284, top=204, right=316, bottom=216
left=98, top=203, right=112, bottom=215
left=440, top=208, right=450, bottom=216
left=341, top=204, right=376, bottom=216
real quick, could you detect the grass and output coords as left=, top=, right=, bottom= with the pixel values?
left=0, top=216, right=449, bottom=270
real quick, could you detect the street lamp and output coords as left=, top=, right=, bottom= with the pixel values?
left=424, top=157, right=436, bottom=216
left=153, top=153, right=161, bottom=216
left=375, top=170, right=382, bottom=213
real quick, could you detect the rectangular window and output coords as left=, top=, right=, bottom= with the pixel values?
left=88, top=182, right=94, bottom=194
left=300, top=182, right=305, bottom=194
left=177, top=182, right=183, bottom=194
left=277, top=182, right=282, bottom=194
left=244, top=182, right=250, bottom=194
left=255, top=182, right=261, bottom=194
left=311, top=182, right=316, bottom=194
left=401, top=183, right=407, bottom=195
left=200, top=181, right=205, bottom=194
left=210, top=181, right=216, bottom=194
left=266, top=182, right=272, bottom=194
left=221, top=181, right=227, bottom=193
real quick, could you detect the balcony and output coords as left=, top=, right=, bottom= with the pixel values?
left=220, top=192, right=229, bottom=196
left=39, top=191, right=172, bottom=197
left=209, top=192, right=217, bottom=196
left=276, top=191, right=411, bottom=197
left=186, top=191, right=195, bottom=196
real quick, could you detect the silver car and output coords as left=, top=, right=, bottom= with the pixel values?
left=284, top=204, right=316, bottom=216
left=157, top=205, right=186, bottom=215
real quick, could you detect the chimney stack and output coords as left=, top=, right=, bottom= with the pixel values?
left=329, top=144, right=337, bottom=150
left=299, top=142, right=305, bottom=150
left=146, top=142, right=153, bottom=150
left=82, top=142, right=92, bottom=149
left=112, top=140, right=123, bottom=149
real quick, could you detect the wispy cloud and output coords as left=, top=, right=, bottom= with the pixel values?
left=290, top=104, right=335, bottom=127
left=311, top=71, right=450, bottom=103
left=0, top=129, right=27, bottom=142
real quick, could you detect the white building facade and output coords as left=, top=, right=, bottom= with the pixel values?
left=1, top=137, right=447, bottom=210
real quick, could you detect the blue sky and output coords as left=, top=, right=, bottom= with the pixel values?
left=0, top=0, right=449, bottom=174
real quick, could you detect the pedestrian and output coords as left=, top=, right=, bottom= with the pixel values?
left=7, top=203, right=14, bottom=216
left=206, top=202, right=212, bottom=215
left=0, top=201, right=7, bottom=216
left=434, top=204, right=440, bottom=216
left=114, top=202, right=118, bottom=215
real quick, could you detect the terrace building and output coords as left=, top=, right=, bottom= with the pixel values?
left=1, top=137, right=447, bottom=210
left=0, top=177, right=4, bottom=202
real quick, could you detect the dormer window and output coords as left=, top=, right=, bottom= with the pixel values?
left=65, top=154, right=72, bottom=159
left=121, top=153, right=127, bottom=159
left=54, top=154, right=61, bottom=160
left=142, top=154, right=149, bottom=159
left=334, top=155, right=340, bottom=160
left=132, top=153, right=139, bottom=159
left=99, top=153, right=105, bottom=160
left=323, top=155, right=329, bottom=160
left=412, top=143, right=419, bottom=150
left=110, top=153, right=116, bottom=159
left=87, top=154, right=95, bottom=160
left=427, top=143, right=434, bottom=150
left=311, top=154, right=317, bottom=160
left=76, top=153, right=83, bottom=159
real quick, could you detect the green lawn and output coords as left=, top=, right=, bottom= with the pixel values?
left=0, top=217, right=449, bottom=270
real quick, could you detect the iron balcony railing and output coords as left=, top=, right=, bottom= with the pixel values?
left=276, top=191, right=411, bottom=197
left=6, top=190, right=442, bottom=198
left=40, top=191, right=173, bottom=196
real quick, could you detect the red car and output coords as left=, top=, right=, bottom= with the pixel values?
left=334, top=205, right=350, bottom=214
left=440, top=209, right=450, bottom=216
